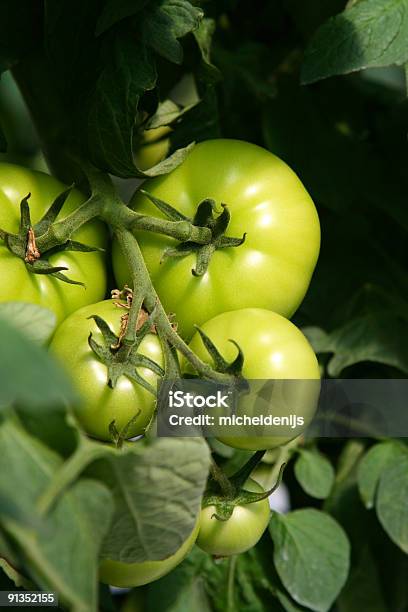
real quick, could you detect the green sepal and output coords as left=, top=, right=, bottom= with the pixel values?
left=0, top=231, right=26, bottom=259
left=0, top=194, right=33, bottom=259
left=33, top=185, right=74, bottom=235
left=27, top=259, right=85, bottom=287
left=194, top=326, right=230, bottom=372
left=109, top=409, right=142, bottom=448
left=45, top=240, right=105, bottom=257
left=140, top=189, right=189, bottom=222
left=87, top=312, right=164, bottom=391
left=225, top=340, right=245, bottom=375
left=192, top=243, right=216, bottom=276
left=202, top=460, right=286, bottom=522
left=88, top=315, right=117, bottom=347
left=0, top=189, right=94, bottom=287
left=20, top=195, right=32, bottom=234
left=194, top=326, right=245, bottom=377
left=140, top=191, right=246, bottom=275
left=193, top=198, right=218, bottom=226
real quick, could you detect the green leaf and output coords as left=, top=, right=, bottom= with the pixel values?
left=337, top=545, right=388, bottom=612
left=269, top=509, right=350, bottom=612
left=302, top=0, right=408, bottom=84
left=0, top=419, right=113, bottom=612
left=95, top=0, right=150, bottom=35
left=87, top=33, right=157, bottom=177
left=357, top=441, right=406, bottom=509
left=147, top=547, right=213, bottom=612
left=94, top=437, right=210, bottom=563
left=0, top=302, right=56, bottom=345
left=0, top=316, right=77, bottom=409
left=146, top=98, right=195, bottom=129
left=294, top=449, right=335, bottom=499
left=303, top=309, right=408, bottom=376
left=193, top=18, right=220, bottom=82
left=376, top=453, right=408, bottom=553
left=142, top=0, right=204, bottom=64
left=140, top=142, right=195, bottom=177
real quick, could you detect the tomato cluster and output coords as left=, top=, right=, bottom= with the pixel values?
left=2, top=140, right=320, bottom=585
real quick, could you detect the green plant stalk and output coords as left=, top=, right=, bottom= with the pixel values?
left=36, top=191, right=211, bottom=254
left=114, top=229, right=233, bottom=382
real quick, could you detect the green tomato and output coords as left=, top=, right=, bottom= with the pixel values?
left=135, top=125, right=171, bottom=170
left=113, top=139, right=320, bottom=338
left=197, top=478, right=270, bottom=556
left=187, top=308, right=320, bottom=450
left=0, top=163, right=107, bottom=323
left=99, top=522, right=199, bottom=588
left=50, top=300, right=163, bottom=441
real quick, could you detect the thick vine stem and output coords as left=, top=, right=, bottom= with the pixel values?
left=35, top=194, right=104, bottom=252
left=115, top=229, right=233, bottom=383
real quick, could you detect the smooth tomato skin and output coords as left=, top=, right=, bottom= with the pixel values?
left=50, top=300, right=163, bottom=441
left=187, top=308, right=321, bottom=450
left=99, top=521, right=199, bottom=588
left=135, top=126, right=171, bottom=170
left=113, top=139, right=320, bottom=338
left=0, top=163, right=107, bottom=323
left=197, top=479, right=270, bottom=556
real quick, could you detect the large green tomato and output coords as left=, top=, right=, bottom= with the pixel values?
left=187, top=308, right=321, bottom=450
left=50, top=300, right=163, bottom=441
left=0, top=163, right=107, bottom=323
left=197, top=479, right=270, bottom=556
left=99, top=522, right=199, bottom=587
left=113, top=139, right=320, bottom=338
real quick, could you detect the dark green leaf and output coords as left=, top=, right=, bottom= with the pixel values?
left=294, top=449, right=335, bottom=499
left=0, top=302, right=56, bottom=345
left=377, top=452, right=408, bottom=553
left=0, top=316, right=77, bottom=409
left=270, top=509, right=350, bottom=612
left=93, top=437, right=210, bottom=563
left=357, top=441, right=406, bottom=509
left=0, top=419, right=113, bottom=611
left=302, top=0, right=408, bottom=84
left=142, top=0, right=203, bottom=65
left=87, top=34, right=157, bottom=177
left=193, top=18, right=220, bottom=82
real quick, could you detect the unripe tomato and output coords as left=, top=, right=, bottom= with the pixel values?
left=197, top=479, right=270, bottom=556
left=187, top=308, right=320, bottom=450
left=99, top=522, right=198, bottom=587
left=113, top=139, right=320, bottom=338
left=50, top=300, right=163, bottom=441
left=0, top=163, right=107, bottom=323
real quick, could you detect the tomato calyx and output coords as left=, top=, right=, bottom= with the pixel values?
left=108, top=409, right=142, bottom=447
left=87, top=306, right=164, bottom=391
left=195, top=326, right=244, bottom=376
left=0, top=188, right=104, bottom=286
left=193, top=325, right=250, bottom=394
left=140, top=190, right=246, bottom=276
left=203, top=456, right=286, bottom=522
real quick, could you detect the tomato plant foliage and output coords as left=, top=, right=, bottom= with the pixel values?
left=0, top=1, right=408, bottom=611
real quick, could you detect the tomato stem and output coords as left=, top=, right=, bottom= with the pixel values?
left=210, top=459, right=235, bottom=498
left=114, top=228, right=233, bottom=382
